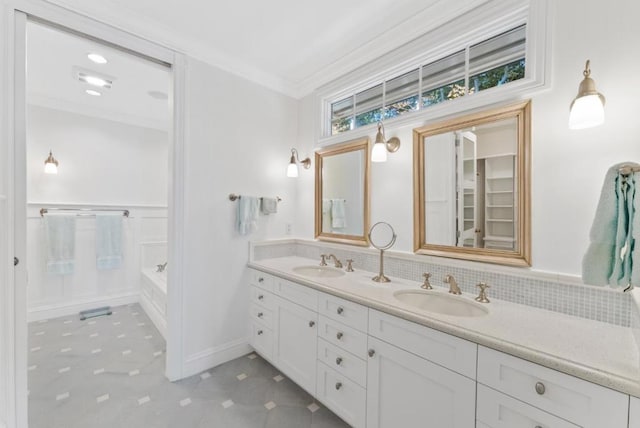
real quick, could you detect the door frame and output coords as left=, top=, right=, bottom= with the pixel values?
left=0, top=1, right=187, bottom=427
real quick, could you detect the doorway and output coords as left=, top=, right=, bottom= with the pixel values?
left=2, top=5, right=186, bottom=427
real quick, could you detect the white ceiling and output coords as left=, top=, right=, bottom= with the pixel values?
left=27, top=21, right=170, bottom=130
left=44, top=0, right=487, bottom=97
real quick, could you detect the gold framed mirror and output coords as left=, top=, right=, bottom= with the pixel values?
left=413, top=101, right=531, bottom=266
left=315, top=137, right=371, bottom=246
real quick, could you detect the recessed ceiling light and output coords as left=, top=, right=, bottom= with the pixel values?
left=87, top=53, right=107, bottom=64
left=78, top=73, right=112, bottom=88
left=85, top=89, right=102, bottom=96
left=148, top=90, right=168, bottom=100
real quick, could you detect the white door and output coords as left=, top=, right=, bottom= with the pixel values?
left=424, top=132, right=457, bottom=246
left=274, top=296, right=318, bottom=394
left=458, top=131, right=477, bottom=247
left=366, top=336, right=476, bottom=428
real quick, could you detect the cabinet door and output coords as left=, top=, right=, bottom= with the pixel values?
left=274, top=295, right=318, bottom=395
left=366, top=336, right=475, bottom=428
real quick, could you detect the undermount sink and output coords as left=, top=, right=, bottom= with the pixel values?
left=393, top=290, right=489, bottom=317
left=292, top=265, right=345, bottom=278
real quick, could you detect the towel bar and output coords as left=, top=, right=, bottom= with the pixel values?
left=228, top=193, right=282, bottom=202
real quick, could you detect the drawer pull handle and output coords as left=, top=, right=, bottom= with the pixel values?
left=336, top=332, right=343, bottom=340
left=257, top=312, right=264, bottom=318
left=336, top=357, right=343, bottom=365
left=368, top=349, right=375, bottom=357
left=335, top=382, right=342, bottom=390
left=309, top=321, right=315, bottom=327
left=258, top=295, right=264, bottom=300
left=258, top=277, right=264, bottom=283
left=337, top=307, right=344, bottom=315
left=535, top=382, right=546, bottom=395
left=257, top=330, right=263, bottom=335
left=535, top=426, right=542, bottom=428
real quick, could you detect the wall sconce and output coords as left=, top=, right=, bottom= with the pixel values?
left=44, top=150, right=59, bottom=174
left=569, top=59, right=605, bottom=130
left=286, top=148, right=311, bottom=177
left=371, top=122, right=400, bottom=162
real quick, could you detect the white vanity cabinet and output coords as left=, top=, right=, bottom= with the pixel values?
left=477, top=346, right=629, bottom=428
left=273, top=294, right=318, bottom=395
left=366, top=310, right=476, bottom=428
left=247, top=268, right=633, bottom=428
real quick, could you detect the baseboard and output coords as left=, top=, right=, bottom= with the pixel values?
left=27, top=292, right=139, bottom=322
left=181, top=338, right=252, bottom=379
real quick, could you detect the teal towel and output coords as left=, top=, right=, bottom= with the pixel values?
left=631, top=173, right=639, bottom=288
left=237, top=196, right=260, bottom=235
left=44, top=215, right=76, bottom=275
left=583, top=163, right=635, bottom=287
left=96, top=214, right=123, bottom=270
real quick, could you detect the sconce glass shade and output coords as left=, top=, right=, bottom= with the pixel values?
left=569, top=60, right=605, bottom=130
left=44, top=150, right=58, bottom=174
left=287, top=161, right=299, bottom=178
left=371, top=140, right=388, bottom=162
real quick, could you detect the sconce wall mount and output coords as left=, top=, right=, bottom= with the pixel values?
left=44, top=150, right=59, bottom=174
left=372, top=121, right=400, bottom=162
left=287, top=148, right=311, bottom=177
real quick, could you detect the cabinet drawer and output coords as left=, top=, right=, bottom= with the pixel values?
left=250, top=286, right=275, bottom=310
left=250, top=303, right=274, bottom=329
left=477, top=346, right=629, bottom=428
left=249, top=269, right=274, bottom=292
left=317, top=338, right=367, bottom=387
left=318, top=292, right=368, bottom=332
left=477, top=384, right=579, bottom=428
left=318, top=315, right=368, bottom=359
left=368, top=309, right=477, bottom=379
left=274, top=278, right=318, bottom=311
left=316, top=362, right=366, bottom=428
left=250, top=322, right=273, bottom=361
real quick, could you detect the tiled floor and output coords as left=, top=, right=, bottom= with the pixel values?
left=28, top=303, right=350, bottom=428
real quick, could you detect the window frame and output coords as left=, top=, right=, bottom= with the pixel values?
left=317, top=0, right=550, bottom=146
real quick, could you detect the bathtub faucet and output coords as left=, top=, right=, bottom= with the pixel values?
left=156, top=262, right=168, bottom=273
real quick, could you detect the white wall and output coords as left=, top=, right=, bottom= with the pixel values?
left=27, top=105, right=168, bottom=206
left=180, top=58, right=298, bottom=373
left=26, top=106, right=169, bottom=319
left=295, top=0, right=640, bottom=279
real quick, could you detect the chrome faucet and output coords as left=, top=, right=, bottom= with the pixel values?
left=320, top=254, right=328, bottom=266
left=156, top=262, right=167, bottom=273
left=443, top=274, right=461, bottom=295
left=326, top=254, right=343, bottom=268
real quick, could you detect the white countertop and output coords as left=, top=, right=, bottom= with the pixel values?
left=249, top=256, right=640, bottom=397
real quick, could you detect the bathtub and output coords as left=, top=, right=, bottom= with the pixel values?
left=141, top=268, right=167, bottom=339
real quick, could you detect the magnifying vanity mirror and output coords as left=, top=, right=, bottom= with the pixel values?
left=315, top=137, right=371, bottom=246
left=413, top=101, right=531, bottom=266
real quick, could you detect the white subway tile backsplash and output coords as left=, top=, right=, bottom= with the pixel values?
left=251, top=240, right=633, bottom=327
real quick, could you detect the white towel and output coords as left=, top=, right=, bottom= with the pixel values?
left=237, top=196, right=260, bottom=235
left=96, top=214, right=123, bottom=270
left=331, top=199, right=347, bottom=229
left=44, top=215, right=76, bottom=275
left=260, top=197, right=278, bottom=215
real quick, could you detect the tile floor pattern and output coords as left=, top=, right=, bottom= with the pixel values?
left=28, top=303, right=350, bottom=428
